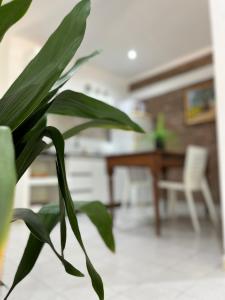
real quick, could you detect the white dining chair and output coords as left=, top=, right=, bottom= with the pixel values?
left=158, top=145, right=218, bottom=233
left=122, top=167, right=152, bottom=207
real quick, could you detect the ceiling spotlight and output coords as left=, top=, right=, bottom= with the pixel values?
left=128, top=49, right=137, bottom=60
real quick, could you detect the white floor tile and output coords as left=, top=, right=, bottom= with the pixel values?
left=1, top=207, right=223, bottom=300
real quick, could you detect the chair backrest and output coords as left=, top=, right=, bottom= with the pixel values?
left=183, top=145, right=208, bottom=189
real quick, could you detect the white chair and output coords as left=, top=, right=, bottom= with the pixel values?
left=159, top=145, right=218, bottom=233
left=122, top=167, right=152, bottom=207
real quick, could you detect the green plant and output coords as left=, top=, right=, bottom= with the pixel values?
left=148, top=113, right=175, bottom=150
left=0, top=127, right=16, bottom=279
left=0, top=1, right=143, bottom=299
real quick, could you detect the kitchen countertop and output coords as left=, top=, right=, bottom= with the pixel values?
left=39, top=151, right=106, bottom=159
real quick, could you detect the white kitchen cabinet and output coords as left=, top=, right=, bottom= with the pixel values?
left=66, top=157, right=109, bottom=204
left=14, top=155, right=109, bottom=208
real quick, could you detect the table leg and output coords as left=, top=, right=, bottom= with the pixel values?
left=162, top=167, right=168, bottom=214
left=108, top=168, right=115, bottom=219
left=152, top=170, right=161, bottom=236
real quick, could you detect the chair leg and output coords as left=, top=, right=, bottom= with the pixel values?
left=122, top=176, right=131, bottom=207
left=201, top=179, right=218, bottom=227
left=168, top=189, right=177, bottom=218
left=185, top=190, right=201, bottom=233
left=130, top=184, right=139, bottom=206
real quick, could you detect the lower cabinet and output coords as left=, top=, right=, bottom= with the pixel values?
left=66, top=157, right=109, bottom=204
left=14, top=156, right=109, bottom=208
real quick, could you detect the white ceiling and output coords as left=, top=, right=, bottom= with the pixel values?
left=12, top=0, right=212, bottom=79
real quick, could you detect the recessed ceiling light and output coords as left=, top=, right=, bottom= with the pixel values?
left=128, top=49, right=137, bottom=60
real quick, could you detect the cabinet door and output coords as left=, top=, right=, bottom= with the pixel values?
left=66, top=157, right=109, bottom=203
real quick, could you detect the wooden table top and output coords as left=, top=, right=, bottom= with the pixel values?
left=106, top=150, right=185, bottom=159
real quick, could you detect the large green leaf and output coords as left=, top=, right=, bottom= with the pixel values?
left=0, top=127, right=16, bottom=272
left=45, top=119, right=142, bottom=151
left=75, top=201, right=115, bottom=252
left=4, top=205, right=59, bottom=299
left=12, top=50, right=99, bottom=146
left=14, top=209, right=83, bottom=276
left=59, top=188, right=67, bottom=257
left=13, top=209, right=51, bottom=243
left=45, top=126, right=104, bottom=300
left=5, top=207, right=84, bottom=300
left=6, top=200, right=114, bottom=300
left=62, top=119, right=142, bottom=141
left=16, top=103, right=143, bottom=179
left=48, top=90, right=144, bottom=133
left=0, top=0, right=32, bottom=42
left=16, top=133, right=46, bottom=180
left=0, top=0, right=91, bottom=131
left=14, top=50, right=99, bottom=144
left=13, top=102, right=51, bottom=146
left=19, top=114, right=47, bottom=145
left=43, top=201, right=115, bottom=252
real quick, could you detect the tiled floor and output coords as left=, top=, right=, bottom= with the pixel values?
left=1, top=207, right=225, bottom=299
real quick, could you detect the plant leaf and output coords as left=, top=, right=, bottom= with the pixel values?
left=13, top=209, right=83, bottom=276
left=13, top=102, right=51, bottom=146
left=75, top=201, right=115, bottom=252
left=13, top=209, right=51, bottom=243
left=0, top=0, right=32, bottom=42
left=48, top=90, right=144, bottom=133
left=58, top=186, right=67, bottom=256
left=53, top=50, right=100, bottom=91
left=0, top=127, right=16, bottom=273
left=41, top=200, right=115, bottom=252
left=16, top=135, right=46, bottom=180
left=62, top=120, right=142, bottom=141
left=45, top=126, right=104, bottom=300
left=0, top=0, right=91, bottom=131
left=5, top=207, right=84, bottom=300
left=7, top=198, right=114, bottom=300
left=20, top=116, right=47, bottom=145
left=45, top=119, right=139, bottom=150
left=5, top=206, right=59, bottom=299
left=16, top=49, right=99, bottom=138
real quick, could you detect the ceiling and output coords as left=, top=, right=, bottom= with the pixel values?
left=12, top=0, right=212, bottom=79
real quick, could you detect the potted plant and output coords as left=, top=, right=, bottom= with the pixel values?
left=148, top=113, right=175, bottom=150
left=0, top=1, right=143, bottom=299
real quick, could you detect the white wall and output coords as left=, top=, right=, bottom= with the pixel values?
left=65, top=63, right=128, bottom=104
left=0, top=35, right=128, bottom=102
left=209, top=0, right=225, bottom=256
left=0, top=37, right=10, bottom=95
left=0, top=35, right=40, bottom=97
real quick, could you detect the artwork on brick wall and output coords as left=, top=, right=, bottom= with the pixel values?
left=184, top=81, right=215, bottom=125
left=143, top=79, right=219, bottom=202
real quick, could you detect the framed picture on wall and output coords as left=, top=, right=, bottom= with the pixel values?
left=184, top=81, right=215, bottom=125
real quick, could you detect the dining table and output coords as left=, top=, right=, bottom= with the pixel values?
left=105, top=150, right=185, bottom=236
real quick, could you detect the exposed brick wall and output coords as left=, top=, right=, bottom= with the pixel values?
left=143, top=79, right=220, bottom=202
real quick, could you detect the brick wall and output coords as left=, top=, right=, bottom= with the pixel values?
left=143, top=79, right=220, bottom=202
